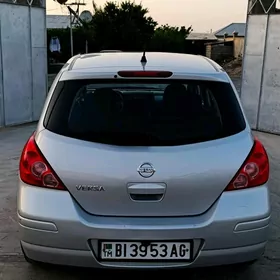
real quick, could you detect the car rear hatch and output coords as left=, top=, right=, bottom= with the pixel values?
left=38, top=76, right=251, bottom=217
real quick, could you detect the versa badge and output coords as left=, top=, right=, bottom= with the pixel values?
left=76, top=185, right=105, bottom=191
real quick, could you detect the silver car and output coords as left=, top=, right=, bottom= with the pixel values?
left=18, top=52, right=270, bottom=269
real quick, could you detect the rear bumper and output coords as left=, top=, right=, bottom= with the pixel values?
left=18, top=182, right=271, bottom=268
left=21, top=240, right=267, bottom=268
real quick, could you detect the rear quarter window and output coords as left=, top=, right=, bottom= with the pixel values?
left=44, top=79, right=246, bottom=146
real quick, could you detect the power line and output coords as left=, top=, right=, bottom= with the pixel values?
left=47, top=8, right=60, bottom=11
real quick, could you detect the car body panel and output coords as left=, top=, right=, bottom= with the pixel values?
left=18, top=182, right=270, bottom=268
left=35, top=128, right=253, bottom=217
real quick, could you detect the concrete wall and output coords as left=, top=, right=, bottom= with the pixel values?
left=211, top=45, right=233, bottom=61
left=205, top=45, right=211, bottom=58
left=240, top=15, right=267, bottom=129
left=0, top=1, right=47, bottom=127
left=258, top=15, right=280, bottom=133
left=224, top=37, right=244, bottom=58
left=206, top=43, right=233, bottom=61
left=241, top=14, right=280, bottom=133
left=233, top=37, right=244, bottom=58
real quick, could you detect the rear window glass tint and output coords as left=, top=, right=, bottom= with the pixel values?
left=44, top=79, right=246, bottom=146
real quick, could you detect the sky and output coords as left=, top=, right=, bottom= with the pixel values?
left=46, top=0, right=248, bottom=32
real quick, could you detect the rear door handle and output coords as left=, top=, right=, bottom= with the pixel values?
left=127, top=183, right=166, bottom=195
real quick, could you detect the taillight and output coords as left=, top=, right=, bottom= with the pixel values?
left=117, top=71, right=173, bottom=78
left=225, top=138, right=269, bottom=191
left=19, top=133, right=66, bottom=190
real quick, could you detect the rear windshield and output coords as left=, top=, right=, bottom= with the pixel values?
left=44, top=79, right=246, bottom=146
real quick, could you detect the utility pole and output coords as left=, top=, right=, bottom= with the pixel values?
left=69, top=11, right=73, bottom=56
left=66, top=0, right=86, bottom=57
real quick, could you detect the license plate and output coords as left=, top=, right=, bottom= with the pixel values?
left=100, top=241, right=192, bottom=260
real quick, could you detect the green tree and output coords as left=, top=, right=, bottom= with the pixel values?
left=91, top=1, right=157, bottom=51
left=149, top=24, right=193, bottom=53
left=48, top=0, right=195, bottom=62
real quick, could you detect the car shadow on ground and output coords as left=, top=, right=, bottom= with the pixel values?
left=19, top=262, right=259, bottom=280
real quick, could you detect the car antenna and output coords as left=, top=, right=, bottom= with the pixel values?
left=140, top=50, right=147, bottom=71
left=141, top=51, right=147, bottom=63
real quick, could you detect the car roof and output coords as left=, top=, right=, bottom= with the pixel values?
left=60, top=52, right=229, bottom=82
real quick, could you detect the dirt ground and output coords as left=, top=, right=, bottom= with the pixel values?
left=222, top=57, right=243, bottom=94
left=222, top=57, right=243, bottom=78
